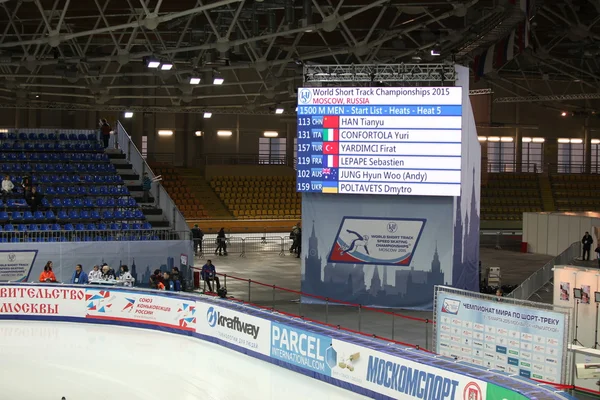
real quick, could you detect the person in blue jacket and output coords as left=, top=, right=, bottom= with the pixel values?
left=71, top=264, right=88, bottom=284
left=201, top=260, right=221, bottom=293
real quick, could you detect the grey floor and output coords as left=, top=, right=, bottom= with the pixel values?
left=191, top=246, right=556, bottom=352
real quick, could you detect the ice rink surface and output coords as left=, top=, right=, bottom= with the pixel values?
left=0, top=320, right=368, bottom=400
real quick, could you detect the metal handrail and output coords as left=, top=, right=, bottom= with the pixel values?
left=486, top=162, right=540, bottom=173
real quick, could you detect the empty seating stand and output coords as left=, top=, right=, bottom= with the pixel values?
left=0, top=129, right=161, bottom=242
left=152, top=166, right=208, bottom=219
left=210, top=175, right=301, bottom=219
left=481, top=173, right=543, bottom=221
left=551, top=174, right=600, bottom=211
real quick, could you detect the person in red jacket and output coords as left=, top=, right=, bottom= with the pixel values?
left=39, top=265, right=57, bottom=283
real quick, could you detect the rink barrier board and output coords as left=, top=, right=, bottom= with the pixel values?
left=0, top=283, right=574, bottom=400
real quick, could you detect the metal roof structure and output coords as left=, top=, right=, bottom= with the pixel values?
left=0, top=0, right=597, bottom=113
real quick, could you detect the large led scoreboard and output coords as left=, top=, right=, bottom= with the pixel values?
left=296, top=87, right=463, bottom=197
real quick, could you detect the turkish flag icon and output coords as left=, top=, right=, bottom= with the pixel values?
left=323, top=115, right=339, bottom=128
left=323, top=142, right=339, bottom=155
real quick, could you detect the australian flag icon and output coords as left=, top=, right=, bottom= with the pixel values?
left=322, top=168, right=338, bottom=181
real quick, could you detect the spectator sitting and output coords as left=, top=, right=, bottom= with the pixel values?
left=1, top=174, right=14, bottom=204
left=201, top=260, right=221, bottom=293
left=163, top=272, right=175, bottom=291
left=171, top=267, right=185, bottom=292
left=71, top=264, right=89, bottom=284
left=142, top=172, right=152, bottom=203
left=88, top=265, right=102, bottom=281
left=26, top=186, right=43, bottom=213
left=149, top=269, right=163, bottom=289
left=119, top=265, right=135, bottom=287
left=101, top=264, right=116, bottom=280
left=39, top=265, right=57, bottom=283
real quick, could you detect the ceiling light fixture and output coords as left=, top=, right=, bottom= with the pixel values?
left=124, top=112, right=133, bottom=118
left=561, top=111, right=567, bottom=117
left=195, top=131, right=203, bottom=137
left=275, top=107, right=284, bottom=114
left=160, top=63, right=173, bottom=71
left=213, top=77, right=224, bottom=85
left=217, top=130, right=232, bottom=137
left=532, top=138, right=545, bottom=143
left=189, top=77, right=201, bottom=84
left=264, top=131, right=278, bottom=137
left=158, top=130, right=173, bottom=136
left=146, top=59, right=160, bottom=68
left=203, top=112, right=212, bottom=119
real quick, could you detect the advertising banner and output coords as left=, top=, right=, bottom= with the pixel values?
left=270, top=322, right=335, bottom=376
left=328, top=217, right=426, bottom=266
left=84, top=289, right=197, bottom=331
left=196, top=303, right=271, bottom=356
left=330, top=338, right=488, bottom=400
left=436, top=292, right=567, bottom=383
left=0, top=250, right=38, bottom=282
left=0, top=284, right=85, bottom=317
left=485, top=384, right=529, bottom=400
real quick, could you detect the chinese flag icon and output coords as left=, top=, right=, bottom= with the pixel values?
left=323, top=142, right=339, bottom=155
left=323, top=115, right=339, bottom=129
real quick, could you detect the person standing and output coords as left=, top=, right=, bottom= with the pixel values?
left=215, top=227, right=227, bottom=256
left=142, top=172, right=152, bottom=203
left=582, top=231, right=594, bottom=261
left=100, top=119, right=111, bottom=148
left=295, top=223, right=302, bottom=258
left=191, top=224, right=204, bottom=255
left=171, top=267, right=185, bottom=292
left=71, top=264, right=89, bottom=284
left=26, top=186, right=43, bottom=213
left=289, top=225, right=300, bottom=254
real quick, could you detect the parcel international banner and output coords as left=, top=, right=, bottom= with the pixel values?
left=196, top=302, right=271, bottom=356
left=328, top=217, right=426, bottom=266
left=436, top=292, right=567, bottom=383
left=84, top=289, right=197, bottom=331
left=0, top=284, right=85, bottom=317
left=330, top=338, right=488, bottom=400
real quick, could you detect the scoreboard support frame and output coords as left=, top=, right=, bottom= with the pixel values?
left=303, top=64, right=457, bottom=85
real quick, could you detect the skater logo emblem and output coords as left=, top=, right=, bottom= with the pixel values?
left=206, top=306, right=260, bottom=339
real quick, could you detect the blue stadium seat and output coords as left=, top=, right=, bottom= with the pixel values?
left=105, top=198, right=116, bottom=207
left=86, top=223, right=96, bottom=230
left=11, top=212, right=23, bottom=222
left=84, top=175, right=94, bottom=184
left=87, top=133, right=96, bottom=141
left=57, top=210, right=68, bottom=220
left=29, top=224, right=38, bottom=232
left=84, top=199, right=94, bottom=208
left=142, top=222, right=152, bottom=230
left=94, top=175, right=105, bottom=184
left=109, top=223, right=119, bottom=230
left=0, top=212, right=8, bottom=222
left=64, top=224, right=74, bottom=231
left=90, top=210, right=101, bottom=220
left=23, top=211, right=33, bottom=221
left=24, top=143, right=34, bottom=151
left=0, top=132, right=5, bottom=140
left=94, top=236, right=105, bottom=242
left=78, top=134, right=87, bottom=141
left=133, top=209, right=144, bottom=219
left=39, top=133, right=47, bottom=140
left=51, top=198, right=62, bottom=208
left=2, top=143, right=11, bottom=150
left=89, top=187, right=99, bottom=195
left=95, top=198, right=106, bottom=207
left=19, top=133, right=27, bottom=140
left=68, top=133, right=77, bottom=141
left=48, top=133, right=57, bottom=140
left=103, top=211, right=114, bottom=220
left=97, top=223, right=107, bottom=231
left=17, top=224, right=27, bottom=232
left=55, top=187, right=66, bottom=195
left=74, top=223, right=85, bottom=231
left=68, top=210, right=80, bottom=219
left=45, top=210, right=55, bottom=220
left=58, top=236, right=68, bottom=242
left=12, top=142, right=22, bottom=150
left=34, top=143, right=44, bottom=151
left=80, top=211, right=91, bottom=220
left=123, top=211, right=133, bottom=220
left=131, top=223, right=141, bottom=230
left=113, top=210, right=123, bottom=220
left=62, top=198, right=73, bottom=207
left=51, top=223, right=60, bottom=231
left=99, top=186, right=108, bottom=195
left=4, top=224, right=14, bottom=232
left=33, top=211, right=44, bottom=221
left=59, top=133, right=68, bottom=141
left=17, top=153, right=27, bottom=161
left=73, top=199, right=84, bottom=208
left=77, top=186, right=88, bottom=195
left=121, top=223, right=130, bottom=230
left=109, top=186, right=119, bottom=195
left=117, top=199, right=128, bottom=207
left=11, top=237, right=20, bottom=243
left=128, top=198, right=137, bottom=207
left=40, top=224, right=50, bottom=231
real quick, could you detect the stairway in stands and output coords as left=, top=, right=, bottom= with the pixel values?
left=107, top=150, right=170, bottom=228
left=537, top=173, right=556, bottom=212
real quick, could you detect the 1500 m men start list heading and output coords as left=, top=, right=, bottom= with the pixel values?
left=295, top=86, right=463, bottom=197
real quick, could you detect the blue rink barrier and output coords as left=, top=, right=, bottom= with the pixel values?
left=0, top=283, right=574, bottom=400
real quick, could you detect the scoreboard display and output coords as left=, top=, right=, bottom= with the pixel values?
left=296, top=87, right=463, bottom=197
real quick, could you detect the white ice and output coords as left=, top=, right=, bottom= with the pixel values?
left=0, top=321, right=368, bottom=400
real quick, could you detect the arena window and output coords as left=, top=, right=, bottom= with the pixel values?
left=522, top=137, right=544, bottom=173
left=258, top=137, right=287, bottom=165
left=557, top=138, right=584, bottom=173
left=486, top=137, right=515, bottom=172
